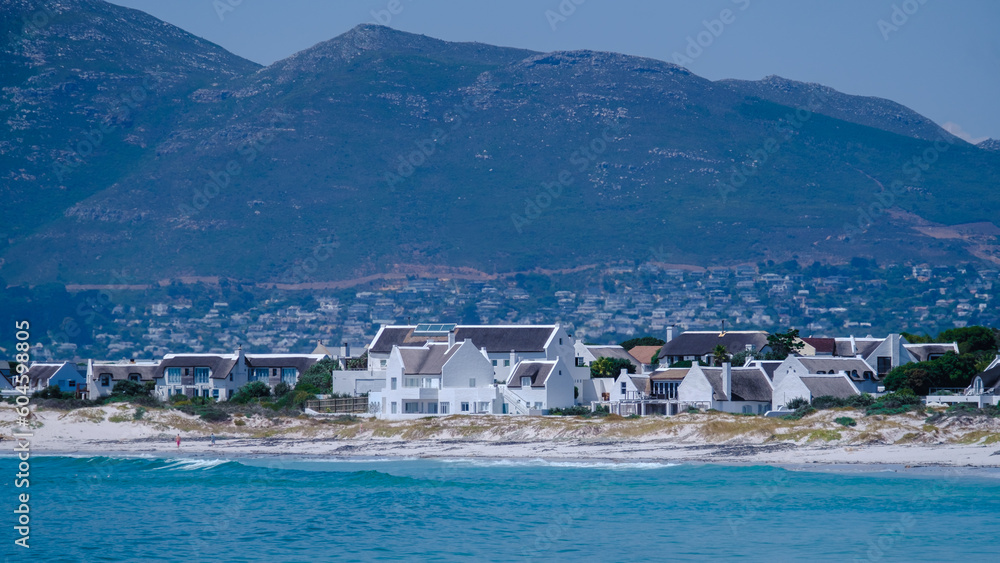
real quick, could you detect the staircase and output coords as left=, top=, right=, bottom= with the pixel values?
left=499, top=385, right=530, bottom=415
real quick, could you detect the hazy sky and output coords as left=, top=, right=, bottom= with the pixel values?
left=108, top=0, right=1000, bottom=140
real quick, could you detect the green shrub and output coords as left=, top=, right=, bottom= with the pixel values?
left=549, top=405, right=594, bottom=416
left=297, top=358, right=338, bottom=394
left=111, top=380, right=149, bottom=397
left=782, top=405, right=816, bottom=421
left=231, top=381, right=271, bottom=404
left=626, top=413, right=641, bottom=419
left=169, top=393, right=188, bottom=404
left=834, top=416, right=857, bottom=427
left=133, top=407, right=146, bottom=420
left=199, top=409, right=229, bottom=423
left=786, top=397, right=810, bottom=410
left=34, top=385, right=74, bottom=400
left=865, top=389, right=923, bottom=416
left=273, top=382, right=292, bottom=398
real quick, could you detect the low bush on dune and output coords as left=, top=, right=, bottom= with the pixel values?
left=865, top=390, right=923, bottom=416
left=834, top=416, right=857, bottom=427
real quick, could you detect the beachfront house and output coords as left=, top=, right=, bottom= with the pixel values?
left=772, top=356, right=878, bottom=394
left=25, top=362, right=86, bottom=394
left=658, top=329, right=770, bottom=366
left=677, top=363, right=773, bottom=414
left=87, top=359, right=161, bottom=400
left=372, top=339, right=500, bottom=419
left=244, top=353, right=327, bottom=389
left=503, top=358, right=576, bottom=414
left=154, top=349, right=249, bottom=401
left=963, top=357, right=1000, bottom=407
left=573, top=340, right=642, bottom=402
left=368, top=323, right=585, bottom=403
left=771, top=372, right=860, bottom=410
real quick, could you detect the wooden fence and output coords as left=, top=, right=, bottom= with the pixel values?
left=304, top=397, right=369, bottom=413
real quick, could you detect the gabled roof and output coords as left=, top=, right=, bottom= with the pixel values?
left=398, top=344, right=457, bottom=376
left=903, top=343, right=959, bottom=362
left=25, top=363, right=78, bottom=387
left=660, top=331, right=768, bottom=357
left=701, top=367, right=772, bottom=402
left=802, top=337, right=835, bottom=354
left=752, top=360, right=783, bottom=381
left=159, top=354, right=238, bottom=380
left=508, top=361, right=556, bottom=387
left=649, top=368, right=689, bottom=381
left=833, top=337, right=882, bottom=358
left=586, top=345, right=640, bottom=367
left=628, top=375, right=651, bottom=395
left=371, top=325, right=558, bottom=354
left=800, top=376, right=859, bottom=398
left=245, top=354, right=325, bottom=374
left=975, top=366, right=1000, bottom=391
left=627, top=345, right=662, bottom=365
left=91, top=361, right=161, bottom=382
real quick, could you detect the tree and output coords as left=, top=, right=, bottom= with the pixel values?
left=590, top=356, right=635, bottom=378
left=619, top=336, right=665, bottom=350
left=344, top=352, right=368, bottom=370
left=936, top=326, right=999, bottom=354
left=111, top=380, right=149, bottom=397
left=900, top=331, right=933, bottom=344
left=297, top=357, right=339, bottom=393
left=231, top=381, right=271, bottom=404
left=883, top=352, right=979, bottom=395
left=712, top=344, right=730, bottom=366
left=766, top=329, right=804, bottom=360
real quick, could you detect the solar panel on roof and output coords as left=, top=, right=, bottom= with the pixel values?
left=413, top=323, right=456, bottom=335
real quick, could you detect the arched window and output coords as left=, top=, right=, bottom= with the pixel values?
left=973, top=378, right=983, bottom=394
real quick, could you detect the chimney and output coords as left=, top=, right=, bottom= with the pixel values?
left=849, top=335, right=858, bottom=356
left=340, top=341, right=350, bottom=359
left=666, top=324, right=676, bottom=343
left=723, top=361, right=732, bottom=402
left=510, top=349, right=516, bottom=368
left=448, top=329, right=456, bottom=349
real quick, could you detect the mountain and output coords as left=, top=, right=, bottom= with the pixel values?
left=979, top=139, right=1000, bottom=152
left=2, top=4, right=1000, bottom=285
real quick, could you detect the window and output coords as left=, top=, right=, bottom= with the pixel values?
left=440, top=402, right=449, bottom=414
left=461, top=402, right=470, bottom=412
left=202, top=389, right=209, bottom=398
left=100, top=374, right=111, bottom=387
left=742, top=405, right=752, bottom=414
left=863, top=371, right=872, bottom=380
left=559, top=338, right=563, bottom=345
left=251, top=368, right=269, bottom=382
left=391, top=377, right=397, bottom=390
left=427, top=402, right=438, bottom=414
left=194, top=367, right=210, bottom=384
left=68, top=380, right=76, bottom=387
left=492, top=359, right=498, bottom=367
left=212, top=389, right=219, bottom=398
left=380, top=360, right=387, bottom=368
left=621, top=382, right=627, bottom=394
left=281, top=368, right=297, bottom=385
left=534, top=402, right=542, bottom=410
left=974, top=378, right=983, bottom=394
left=469, top=378, right=476, bottom=388
left=404, top=402, right=420, bottom=413
left=166, top=368, right=181, bottom=384
left=404, top=377, right=418, bottom=388
left=504, top=359, right=510, bottom=367
left=876, top=357, right=892, bottom=375
left=478, top=402, right=490, bottom=413
left=129, top=373, right=141, bottom=382
left=391, top=402, right=397, bottom=414
left=521, top=376, right=532, bottom=388
left=575, top=357, right=585, bottom=367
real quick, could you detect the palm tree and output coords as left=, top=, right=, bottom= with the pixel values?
left=712, top=344, right=730, bottom=366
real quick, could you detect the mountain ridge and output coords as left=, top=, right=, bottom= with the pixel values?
left=2, top=7, right=998, bottom=285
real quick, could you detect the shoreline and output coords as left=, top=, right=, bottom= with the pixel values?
left=18, top=438, right=1000, bottom=478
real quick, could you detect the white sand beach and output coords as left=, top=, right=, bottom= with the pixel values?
left=6, top=403, right=1000, bottom=471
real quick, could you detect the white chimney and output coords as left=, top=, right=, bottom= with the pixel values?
left=723, top=362, right=732, bottom=401
left=340, top=341, right=350, bottom=359
left=666, top=325, right=676, bottom=343
left=448, top=329, right=455, bottom=349
left=849, top=335, right=858, bottom=357
left=510, top=350, right=516, bottom=368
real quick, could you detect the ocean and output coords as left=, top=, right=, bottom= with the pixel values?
left=2, top=456, right=999, bottom=562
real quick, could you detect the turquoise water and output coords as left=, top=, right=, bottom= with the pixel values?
left=2, top=456, right=999, bottom=562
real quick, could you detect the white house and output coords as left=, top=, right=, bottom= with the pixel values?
left=244, top=353, right=327, bottom=390
left=25, top=362, right=86, bottom=394
left=374, top=339, right=500, bottom=419
left=659, top=330, right=770, bottom=365
left=368, top=323, right=579, bottom=383
left=772, top=356, right=877, bottom=394
left=677, top=363, right=773, bottom=414
left=504, top=358, right=576, bottom=413
left=573, top=341, right=641, bottom=402
left=87, top=359, right=161, bottom=400
left=772, top=373, right=860, bottom=410
left=154, top=349, right=249, bottom=401
left=964, top=358, right=1000, bottom=407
